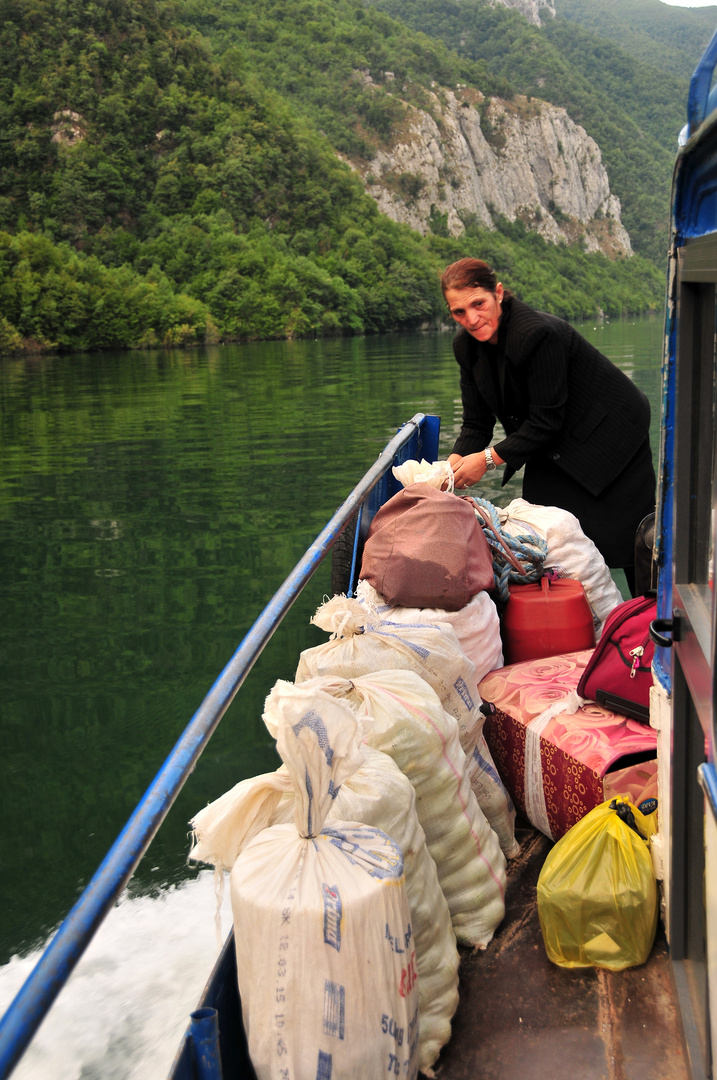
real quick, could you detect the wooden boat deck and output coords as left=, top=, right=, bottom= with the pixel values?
left=173, top=819, right=689, bottom=1080
left=433, top=820, right=690, bottom=1080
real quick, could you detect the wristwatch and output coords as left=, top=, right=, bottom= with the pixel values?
left=484, top=447, right=497, bottom=471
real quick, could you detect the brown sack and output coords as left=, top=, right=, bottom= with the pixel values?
left=360, top=482, right=494, bottom=611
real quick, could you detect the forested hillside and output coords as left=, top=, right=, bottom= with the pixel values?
left=554, top=0, right=717, bottom=81
left=369, top=0, right=688, bottom=264
left=0, top=0, right=678, bottom=353
left=0, top=0, right=449, bottom=349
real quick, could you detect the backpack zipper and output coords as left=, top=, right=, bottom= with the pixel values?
left=629, top=630, right=651, bottom=678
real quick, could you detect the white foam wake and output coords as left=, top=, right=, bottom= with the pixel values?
left=0, top=871, right=233, bottom=1079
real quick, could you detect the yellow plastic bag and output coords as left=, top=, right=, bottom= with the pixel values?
left=537, top=797, right=658, bottom=971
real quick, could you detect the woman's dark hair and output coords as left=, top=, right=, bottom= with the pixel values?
left=440, top=258, right=513, bottom=299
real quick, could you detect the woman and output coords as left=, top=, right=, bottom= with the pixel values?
left=442, top=258, right=655, bottom=594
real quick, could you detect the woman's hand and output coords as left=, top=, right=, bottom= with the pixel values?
left=449, top=450, right=503, bottom=489
left=449, top=452, right=486, bottom=489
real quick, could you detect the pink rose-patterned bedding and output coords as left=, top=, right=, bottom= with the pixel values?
left=478, top=650, right=657, bottom=840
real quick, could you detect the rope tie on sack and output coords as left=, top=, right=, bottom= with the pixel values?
left=467, top=497, right=547, bottom=604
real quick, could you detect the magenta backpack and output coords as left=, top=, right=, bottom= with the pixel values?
left=577, top=594, right=657, bottom=723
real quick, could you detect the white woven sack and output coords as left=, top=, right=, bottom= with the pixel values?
left=330, top=749, right=458, bottom=1076
left=463, top=732, right=519, bottom=858
left=301, top=670, right=506, bottom=948
left=392, top=458, right=454, bottom=491
left=298, top=595, right=480, bottom=737
left=498, top=498, right=623, bottom=637
left=355, top=580, right=503, bottom=684
left=192, top=748, right=459, bottom=1076
left=353, top=581, right=518, bottom=859
left=190, top=771, right=290, bottom=873
left=298, top=599, right=519, bottom=861
left=231, top=682, right=419, bottom=1080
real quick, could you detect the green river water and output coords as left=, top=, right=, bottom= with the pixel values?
left=0, top=316, right=664, bottom=1077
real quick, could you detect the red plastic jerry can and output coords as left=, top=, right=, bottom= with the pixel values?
left=501, top=576, right=595, bottom=666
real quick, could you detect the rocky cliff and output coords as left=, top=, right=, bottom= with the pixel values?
left=348, top=83, right=632, bottom=258
left=492, top=0, right=555, bottom=25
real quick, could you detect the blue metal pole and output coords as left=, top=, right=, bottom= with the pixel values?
left=0, top=413, right=430, bottom=1080
left=189, top=1008, right=224, bottom=1080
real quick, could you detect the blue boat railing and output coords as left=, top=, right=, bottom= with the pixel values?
left=0, top=411, right=440, bottom=1080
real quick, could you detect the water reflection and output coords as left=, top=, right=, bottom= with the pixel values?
left=0, top=318, right=664, bottom=971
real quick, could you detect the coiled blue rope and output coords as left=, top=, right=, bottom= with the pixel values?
left=469, top=496, right=547, bottom=604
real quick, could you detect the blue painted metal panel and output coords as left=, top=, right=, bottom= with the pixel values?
left=655, top=27, right=717, bottom=688
left=688, top=27, right=717, bottom=140
left=362, top=413, right=441, bottom=527
left=676, top=28, right=717, bottom=240
left=655, top=261, right=676, bottom=692
left=344, top=414, right=441, bottom=596
left=674, top=145, right=717, bottom=240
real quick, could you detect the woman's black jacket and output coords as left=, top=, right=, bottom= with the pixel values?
left=451, top=296, right=651, bottom=498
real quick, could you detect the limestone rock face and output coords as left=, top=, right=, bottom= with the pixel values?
left=490, top=0, right=555, bottom=25
left=352, top=87, right=632, bottom=258
left=51, top=110, right=86, bottom=146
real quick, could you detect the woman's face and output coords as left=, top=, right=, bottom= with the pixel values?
left=445, top=283, right=504, bottom=344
